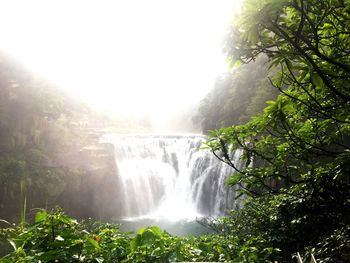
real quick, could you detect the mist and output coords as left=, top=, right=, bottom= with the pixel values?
left=0, top=0, right=241, bottom=132
left=0, top=0, right=244, bottom=225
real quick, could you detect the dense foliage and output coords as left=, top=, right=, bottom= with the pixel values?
left=205, top=0, right=350, bottom=261
left=0, top=210, right=278, bottom=262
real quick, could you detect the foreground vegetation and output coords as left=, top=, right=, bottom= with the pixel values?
left=0, top=210, right=279, bottom=262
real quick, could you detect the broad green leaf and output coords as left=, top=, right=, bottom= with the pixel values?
left=149, top=226, right=162, bottom=236
left=137, top=227, right=145, bottom=235
left=87, top=237, right=100, bottom=249
left=311, top=72, right=324, bottom=87
left=35, top=210, right=47, bottom=223
left=141, top=229, right=157, bottom=246
left=225, top=173, right=243, bottom=186
left=59, top=214, right=76, bottom=225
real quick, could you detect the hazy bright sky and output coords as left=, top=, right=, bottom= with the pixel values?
left=0, top=0, right=241, bottom=119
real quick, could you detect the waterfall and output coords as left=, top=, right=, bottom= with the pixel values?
left=102, top=134, right=242, bottom=220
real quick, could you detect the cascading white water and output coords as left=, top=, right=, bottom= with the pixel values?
left=102, top=134, right=243, bottom=221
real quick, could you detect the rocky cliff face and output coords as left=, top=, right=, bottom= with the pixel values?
left=58, top=133, right=122, bottom=220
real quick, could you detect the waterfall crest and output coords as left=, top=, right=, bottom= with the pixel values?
left=103, top=134, right=242, bottom=220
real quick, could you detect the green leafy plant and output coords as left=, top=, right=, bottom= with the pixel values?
left=0, top=210, right=130, bottom=262
left=0, top=210, right=278, bottom=262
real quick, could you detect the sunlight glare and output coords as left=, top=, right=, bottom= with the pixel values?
left=0, top=0, right=241, bottom=119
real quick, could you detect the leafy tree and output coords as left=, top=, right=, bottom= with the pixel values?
left=205, top=0, right=350, bottom=261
